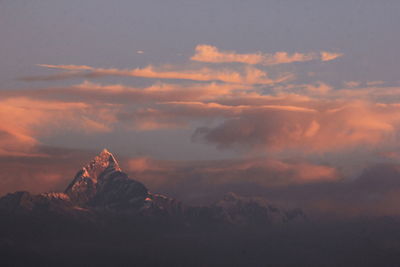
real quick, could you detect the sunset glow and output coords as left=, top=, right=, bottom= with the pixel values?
left=2, top=1, right=400, bottom=266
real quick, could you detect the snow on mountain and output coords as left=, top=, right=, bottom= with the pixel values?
left=213, top=192, right=305, bottom=225
left=64, top=148, right=149, bottom=209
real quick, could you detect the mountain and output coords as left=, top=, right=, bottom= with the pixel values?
left=212, top=192, right=305, bottom=225
left=0, top=149, right=185, bottom=224
left=0, top=149, right=303, bottom=227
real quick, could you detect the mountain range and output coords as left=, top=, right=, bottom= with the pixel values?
left=0, top=149, right=304, bottom=228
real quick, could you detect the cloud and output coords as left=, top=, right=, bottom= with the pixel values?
left=29, top=64, right=291, bottom=85
left=3, top=81, right=253, bottom=104
left=0, top=130, right=38, bottom=157
left=27, top=80, right=399, bottom=154
left=163, top=101, right=317, bottom=113
left=37, top=64, right=94, bottom=71
left=19, top=64, right=95, bottom=81
left=192, top=100, right=400, bottom=153
left=191, top=44, right=265, bottom=65
left=367, top=80, right=385, bottom=87
left=304, top=82, right=333, bottom=94
left=287, top=163, right=400, bottom=217
left=320, top=51, right=343, bottom=61
left=191, top=44, right=343, bottom=65
left=0, top=147, right=95, bottom=197
left=0, top=97, right=115, bottom=156
left=199, top=159, right=339, bottom=185
left=344, top=81, right=361, bottom=88
left=73, top=81, right=252, bottom=102
left=124, top=155, right=400, bottom=217
left=125, top=156, right=339, bottom=204
left=114, top=100, right=318, bottom=132
left=28, top=45, right=341, bottom=85
left=8, top=45, right=398, bottom=170
left=9, top=76, right=400, bottom=156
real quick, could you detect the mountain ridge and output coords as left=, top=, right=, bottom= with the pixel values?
left=0, top=149, right=305, bottom=226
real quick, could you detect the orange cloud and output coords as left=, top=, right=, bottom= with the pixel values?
left=0, top=97, right=115, bottom=156
left=201, top=159, right=339, bottom=186
left=10, top=78, right=400, bottom=156
left=128, top=157, right=172, bottom=173
left=191, top=44, right=264, bottom=64
left=320, top=51, right=343, bottom=61
left=12, top=48, right=400, bottom=158
left=192, top=100, right=400, bottom=153
left=2, top=80, right=252, bottom=104
left=37, top=64, right=94, bottom=71
left=163, top=101, right=317, bottom=113
left=119, top=100, right=317, bottom=131
left=191, top=44, right=343, bottom=65
left=74, top=80, right=252, bottom=101
left=35, top=64, right=291, bottom=85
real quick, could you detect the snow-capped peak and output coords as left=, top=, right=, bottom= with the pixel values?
left=64, top=149, right=124, bottom=203
left=82, top=149, right=121, bottom=180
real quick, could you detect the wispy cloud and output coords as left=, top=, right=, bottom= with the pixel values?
left=320, top=51, right=343, bottom=61
left=37, top=64, right=94, bottom=71
left=28, top=64, right=292, bottom=85
left=191, top=44, right=343, bottom=65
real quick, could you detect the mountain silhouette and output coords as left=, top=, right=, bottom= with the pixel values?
left=0, top=149, right=303, bottom=227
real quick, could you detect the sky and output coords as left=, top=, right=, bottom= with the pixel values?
left=1, top=0, right=400, bottom=217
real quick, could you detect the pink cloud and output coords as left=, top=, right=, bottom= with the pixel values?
left=0, top=97, right=115, bottom=156
left=34, top=64, right=291, bottom=85
left=191, top=44, right=343, bottom=65
left=191, top=100, right=400, bottom=153
left=320, top=51, right=343, bottom=61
